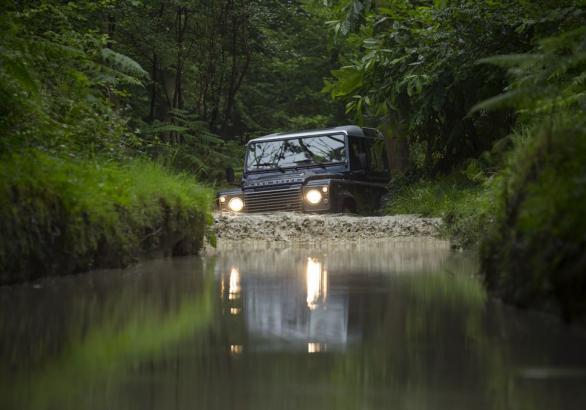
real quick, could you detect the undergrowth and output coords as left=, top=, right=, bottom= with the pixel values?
left=386, top=115, right=586, bottom=321
left=0, top=150, right=213, bottom=284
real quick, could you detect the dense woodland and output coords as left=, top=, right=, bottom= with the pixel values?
left=1, top=1, right=585, bottom=319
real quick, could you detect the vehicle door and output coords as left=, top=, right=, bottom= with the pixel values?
left=346, top=137, right=379, bottom=213
left=363, top=137, right=390, bottom=210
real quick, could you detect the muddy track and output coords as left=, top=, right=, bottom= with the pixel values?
left=212, top=212, right=442, bottom=242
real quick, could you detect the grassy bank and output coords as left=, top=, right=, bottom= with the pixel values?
left=0, top=151, right=212, bottom=284
left=386, top=116, right=586, bottom=322
left=385, top=176, right=490, bottom=248
left=480, top=117, right=586, bottom=322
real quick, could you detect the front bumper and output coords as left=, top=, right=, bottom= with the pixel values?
left=217, top=181, right=332, bottom=213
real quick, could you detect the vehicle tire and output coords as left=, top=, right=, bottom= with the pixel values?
left=341, top=199, right=356, bottom=214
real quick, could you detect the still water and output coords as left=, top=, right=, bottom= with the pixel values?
left=1, top=239, right=586, bottom=410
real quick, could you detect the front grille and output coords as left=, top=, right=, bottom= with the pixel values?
left=244, top=186, right=303, bottom=213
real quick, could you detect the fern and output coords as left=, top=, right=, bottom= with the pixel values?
left=140, top=108, right=242, bottom=180
left=473, top=27, right=586, bottom=116
left=101, top=48, right=149, bottom=79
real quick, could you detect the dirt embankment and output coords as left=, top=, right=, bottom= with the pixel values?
left=212, top=212, right=442, bottom=242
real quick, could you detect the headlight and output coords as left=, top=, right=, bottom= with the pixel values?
left=305, top=189, right=322, bottom=204
left=228, top=197, right=244, bottom=212
left=219, top=195, right=227, bottom=203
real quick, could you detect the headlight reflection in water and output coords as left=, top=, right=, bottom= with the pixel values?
left=306, top=257, right=327, bottom=310
left=228, top=267, right=241, bottom=300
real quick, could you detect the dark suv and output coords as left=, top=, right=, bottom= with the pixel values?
left=217, top=125, right=389, bottom=214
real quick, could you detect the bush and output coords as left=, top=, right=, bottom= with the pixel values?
left=0, top=151, right=213, bottom=284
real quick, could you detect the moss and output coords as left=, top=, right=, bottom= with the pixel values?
left=0, top=150, right=213, bottom=284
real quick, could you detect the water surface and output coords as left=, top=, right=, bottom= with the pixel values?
left=1, top=239, right=585, bottom=410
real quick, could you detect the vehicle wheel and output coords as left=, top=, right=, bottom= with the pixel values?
left=341, top=199, right=356, bottom=214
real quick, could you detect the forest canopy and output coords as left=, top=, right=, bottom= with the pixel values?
left=0, top=0, right=345, bottom=180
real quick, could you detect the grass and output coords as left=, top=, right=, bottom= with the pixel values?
left=0, top=150, right=213, bottom=284
left=385, top=175, right=491, bottom=247
left=385, top=176, right=481, bottom=217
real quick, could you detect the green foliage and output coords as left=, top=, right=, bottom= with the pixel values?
left=140, top=109, right=244, bottom=182
left=480, top=116, right=586, bottom=320
left=0, top=1, right=218, bottom=282
left=0, top=1, right=145, bottom=156
left=0, top=151, right=213, bottom=284
left=233, top=1, right=346, bottom=136
left=471, top=26, right=586, bottom=320
left=99, top=48, right=150, bottom=86
left=321, top=0, right=583, bottom=174
left=385, top=174, right=492, bottom=246
left=472, top=27, right=586, bottom=115
left=385, top=176, right=475, bottom=217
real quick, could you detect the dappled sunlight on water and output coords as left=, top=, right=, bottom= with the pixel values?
left=1, top=239, right=586, bottom=410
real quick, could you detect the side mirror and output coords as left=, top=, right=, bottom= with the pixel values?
left=225, top=166, right=235, bottom=184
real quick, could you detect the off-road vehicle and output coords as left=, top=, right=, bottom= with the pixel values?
left=217, top=125, right=389, bottom=214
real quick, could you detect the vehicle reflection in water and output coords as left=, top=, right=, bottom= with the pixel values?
left=218, top=255, right=349, bottom=352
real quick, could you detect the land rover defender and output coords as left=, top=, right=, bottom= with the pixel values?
left=217, top=125, right=389, bottom=214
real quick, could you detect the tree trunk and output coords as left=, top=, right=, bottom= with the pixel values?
left=381, top=117, right=410, bottom=178
left=106, top=13, right=115, bottom=48
left=149, top=53, right=158, bottom=121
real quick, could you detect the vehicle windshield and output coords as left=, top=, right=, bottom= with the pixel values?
left=246, top=134, right=346, bottom=171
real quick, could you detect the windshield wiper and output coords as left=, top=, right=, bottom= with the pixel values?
left=295, top=159, right=342, bottom=169
left=294, top=160, right=329, bottom=169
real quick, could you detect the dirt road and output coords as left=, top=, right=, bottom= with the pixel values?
left=212, top=212, right=442, bottom=242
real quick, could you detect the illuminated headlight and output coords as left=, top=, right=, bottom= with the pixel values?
left=219, top=195, right=227, bottom=203
left=228, top=197, right=244, bottom=212
left=305, top=189, right=322, bottom=205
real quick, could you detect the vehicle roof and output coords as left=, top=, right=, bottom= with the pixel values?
left=246, top=125, right=383, bottom=144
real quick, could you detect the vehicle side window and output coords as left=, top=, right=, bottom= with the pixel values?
left=349, top=138, right=367, bottom=170
left=365, top=138, right=389, bottom=176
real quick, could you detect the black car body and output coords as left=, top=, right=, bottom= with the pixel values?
left=217, top=125, right=390, bottom=214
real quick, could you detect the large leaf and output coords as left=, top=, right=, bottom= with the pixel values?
left=329, top=67, right=363, bottom=98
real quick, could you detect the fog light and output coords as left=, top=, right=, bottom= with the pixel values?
left=228, top=197, right=244, bottom=212
left=305, top=189, right=322, bottom=204
left=219, top=195, right=227, bottom=203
